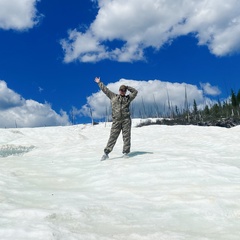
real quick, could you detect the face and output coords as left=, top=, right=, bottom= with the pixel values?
left=119, top=89, right=126, bottom=96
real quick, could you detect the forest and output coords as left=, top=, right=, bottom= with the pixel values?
left=137, top=89, right=240, bottom=128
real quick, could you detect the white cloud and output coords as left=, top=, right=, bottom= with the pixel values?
left=80, top=79, right=215, bottom=120
left=200, top=82, right=221, bottom=96
left=0, top=80, right=70, bottom=128
left=60, top=30, right=107, bottom=63
left=0, top=0, right=41, bottom=30
left=61, top=0, right=240, bottom=62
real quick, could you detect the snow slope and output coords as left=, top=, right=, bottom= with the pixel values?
left=0, top=121, right=240, bottom=240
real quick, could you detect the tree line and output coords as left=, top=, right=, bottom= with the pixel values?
left=137, top=88, right=240, bottom=128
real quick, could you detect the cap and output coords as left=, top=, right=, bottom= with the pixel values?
left=119, top=85, right=127, bottom=91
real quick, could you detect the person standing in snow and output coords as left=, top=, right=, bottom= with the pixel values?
left=95, top=77, right=138, bottom=161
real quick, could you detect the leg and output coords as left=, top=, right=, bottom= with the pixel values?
left=104, top=120, right=122, bottom=154
left=122, top=118, right=131, bottom=154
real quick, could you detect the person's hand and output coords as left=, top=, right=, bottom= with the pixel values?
left=95, top=77, right=100, bottom=83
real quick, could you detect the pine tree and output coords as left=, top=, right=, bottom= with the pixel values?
left=231, top=89, right=237, bottom=107
left=203, top=105, right=210, bottom=115
left=211, top=104, right=221, bottom=118
left=193, top=99, right=198, bottom=115
left=237, top=89, right=240, bottom=106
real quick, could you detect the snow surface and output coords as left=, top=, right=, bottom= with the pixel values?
left=0, top=119, right=240, bottom=240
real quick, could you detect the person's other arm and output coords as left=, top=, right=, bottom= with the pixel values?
left=126, top=86, right=138, bottom=101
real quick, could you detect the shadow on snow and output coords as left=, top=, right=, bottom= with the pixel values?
left=128, top=151, right=153, bottom=158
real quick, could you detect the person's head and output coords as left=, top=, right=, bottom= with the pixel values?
left=119, top=85, right=127, bottom=96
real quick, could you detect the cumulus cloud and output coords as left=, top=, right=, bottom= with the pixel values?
left=0, top=0, right=41, bottom=30
left=80, top=79, right=217, bottom=120
left=61, top=0, right=240, bottom=63
left=0, top=81, right=70, bottom=128
left=200, top=82, right=221, bottom=96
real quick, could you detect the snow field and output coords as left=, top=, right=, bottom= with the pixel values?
left=0, top=121, right=240, bottom=240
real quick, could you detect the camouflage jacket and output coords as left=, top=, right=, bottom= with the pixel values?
left=98, top=82, right=138, bottom=120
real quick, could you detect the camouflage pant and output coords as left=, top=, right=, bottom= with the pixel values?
left=104, top=118, right=132, bottom=154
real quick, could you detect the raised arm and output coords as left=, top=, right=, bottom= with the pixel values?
left=94, top=77, right=116, bottom=99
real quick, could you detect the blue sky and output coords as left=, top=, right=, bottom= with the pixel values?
left=0, top=0, right=240, bottom=127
